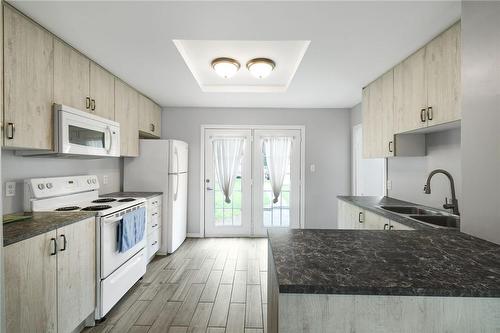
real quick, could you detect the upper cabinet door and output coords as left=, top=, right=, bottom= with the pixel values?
left=139, top=94, right=161, bottom=138
left=3, top=6, right=54, bottom=150
left=394, top=47, right=427, bottom=134
left=115, top=79, right=139, bottom=157
left=380, top=69, right=395, bottom=157
left=425, top=22, right=461, bottom=126
left=54, top=39, right=90, bottom=112
left=152, top=103, right=162, bottom=137
left=90, top=62, right=115, bottom=120
left=361, top=86, right=373, bottom=158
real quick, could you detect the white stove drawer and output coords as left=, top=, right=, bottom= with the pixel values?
left=100, top=248, right=146, bottom=317
left=147, top=228, right=160, bottom=260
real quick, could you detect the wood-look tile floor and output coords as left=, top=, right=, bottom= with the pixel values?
left=86, top=238, right=268, bottom=333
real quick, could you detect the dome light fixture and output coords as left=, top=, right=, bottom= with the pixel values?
left=247, top=58, right=276, bottom=79
left=211, top=57, right=240, bottom=78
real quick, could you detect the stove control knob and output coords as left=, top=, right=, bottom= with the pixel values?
left=37, top=183, right=45, bottom=190
left=46, top=183, right=53, bottom=189
left=87, top=179, right=92, bottom=184
left=92, top=179, right=97, bottom=184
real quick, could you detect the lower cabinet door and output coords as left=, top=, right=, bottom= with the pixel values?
left=5, top=231, right=58, bottom=333
left=363, top=211, right=390, bottom=230
left=56, top=218, right=96, bottom=333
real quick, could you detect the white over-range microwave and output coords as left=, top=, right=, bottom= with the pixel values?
left=19, top=104, right=120, bottom=158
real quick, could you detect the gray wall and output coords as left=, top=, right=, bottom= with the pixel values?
left=387, top=128, right=461, bottom=210
left=162, top=107, right=351, bottom=235
left=1, top=150, right=121, bottom=214
left=461, top=2, right=500, bottom=244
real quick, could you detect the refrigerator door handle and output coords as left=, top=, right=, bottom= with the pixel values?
left=174, top=174, right=179, bottom=201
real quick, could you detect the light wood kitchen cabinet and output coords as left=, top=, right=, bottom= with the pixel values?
left=394, top=47, right=428, bottom=134
left=5, top=231, right=58, bottom=333
left=425, top=22, right=461, bottom=126
left=3, top=5, right=54, bottom=150
left=363, top=210, right=390, bottom=230
left=394, top=22, right=461, bottom=133
left=389, top=220, right=415, bottom=230
left=362, top=70, right=394, bottom=158
left=115, top=79, right=139, bottom=157
left=139, top=94, right=161, bottom=138
left=5, top=218, right=95, bottom=333
left=90, top=62, right=115, bottom=120
left=56, top=218, right=95, bottom=333
left=54, top=38, right=90, bottom=112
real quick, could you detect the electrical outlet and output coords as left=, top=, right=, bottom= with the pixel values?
left=386, top=180, right=392, bottom=190
left=103, top=175, right=109, bottom=185
left=5, top=182, right=16, bottom=197
left=310, top=164, right=316, bottom=173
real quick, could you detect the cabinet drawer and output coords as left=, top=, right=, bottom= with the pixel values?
left=148, top=210, right=161, bottom=234
left=147, top=229, right=160, bottom=260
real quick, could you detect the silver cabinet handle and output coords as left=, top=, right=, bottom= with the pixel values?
left=206, top=187, right=213, bottom=191
left=383, top=223, right=389, bottom=230
left=6, top=123, right=15, bottom=139
left=91, top=99, right=96, bottom=111
left=389, top=225, right=394, bottom=230
left=427, top=106, right=433, bottom=121
left=86, top=97, right=91, bottom=109
left=358, top=212, right=364, bottom=223
left=420, top=108, right=427, bottom=122
left=59, top=234, right=67, bottom=251
left=151, top=241, right=158, bottom=246
left=388, top=141, right=393, bottom=153
left=150, top=123, right=155, bottom=132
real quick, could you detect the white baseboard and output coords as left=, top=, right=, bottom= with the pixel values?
left=187, top=233, right=203, bottom=238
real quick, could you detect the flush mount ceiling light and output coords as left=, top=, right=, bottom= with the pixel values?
left=247, top=58, right=276, bottom=79
left=211, top=57, right=240, bottom=78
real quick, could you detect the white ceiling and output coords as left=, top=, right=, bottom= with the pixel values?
left=174, top=40, right=310, bottom=92
left=11, top=1, right=461, bottom=109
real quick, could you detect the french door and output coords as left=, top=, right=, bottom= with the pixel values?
left=204, top=127, right=302, bottom=237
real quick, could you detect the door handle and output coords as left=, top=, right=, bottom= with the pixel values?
left=427, top=106, right=433, bottom=121
left=59, top=234, right=67, bottom=251
left=6, top=123, right=15, bottom=139
left=420, top=108, right=427, bottom=122
left=50, top=238, right=58, bottom=255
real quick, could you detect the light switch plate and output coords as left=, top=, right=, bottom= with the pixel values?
left=103, top=175, right=109, bottom=185
left=5, top=182, right=16, bottom=197
left=310, top=164, right=316, bottom=173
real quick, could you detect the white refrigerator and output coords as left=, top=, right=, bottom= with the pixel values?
left=124, top=139, right=188, bottom=254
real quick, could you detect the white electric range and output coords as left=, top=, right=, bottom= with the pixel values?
left=24, top=175, right=148, bottom=319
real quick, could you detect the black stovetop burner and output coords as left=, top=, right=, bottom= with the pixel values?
left=81, top=205, right=112, bottom=211
left=118, top=198, right=136, bottom=202
left=92, top=198, right=117, bottom=203
left=55, top=206, right=81, bottom=211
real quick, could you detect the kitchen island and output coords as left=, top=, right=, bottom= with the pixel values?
left=267, top=229, right=500, bottom=333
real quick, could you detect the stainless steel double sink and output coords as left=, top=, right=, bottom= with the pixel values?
left=378, top=205, right=460, bottom=229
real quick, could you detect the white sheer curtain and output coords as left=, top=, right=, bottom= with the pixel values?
left=213, top=138, right=245, bottom=204
left=264, top=137, right=292, bottom=203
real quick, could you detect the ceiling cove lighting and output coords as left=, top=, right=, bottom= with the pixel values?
left=211, top=57, right=240, bottom=78
left=247, top=58, right=276, bottom=79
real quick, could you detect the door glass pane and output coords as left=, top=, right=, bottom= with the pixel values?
left=262, top=139, right=291, bottom=228
left=214, top=164, right=242, bottom=226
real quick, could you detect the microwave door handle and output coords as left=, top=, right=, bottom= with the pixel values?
left=106, top=126, right=112, bottom=153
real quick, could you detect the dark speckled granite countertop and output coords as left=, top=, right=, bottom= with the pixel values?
left=337, top=196, right=457, bottom=230
left=102, top=191, right=163, bottom=199
left=268, top=229, right=500, bottom=297
left=3, top=211, right=96, bottom=247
